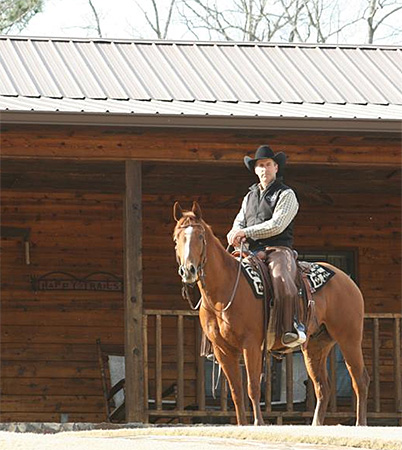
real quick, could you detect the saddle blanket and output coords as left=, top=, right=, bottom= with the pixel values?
left=239, top=258, right=335, bottom=299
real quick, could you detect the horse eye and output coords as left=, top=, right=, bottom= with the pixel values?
left=199, top=234, right=203, bottom=240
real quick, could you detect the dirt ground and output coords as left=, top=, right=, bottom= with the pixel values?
left=0, top=425, right=401, bottom=450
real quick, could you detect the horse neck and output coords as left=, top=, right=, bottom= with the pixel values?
left=199, top=225, right=238, bottom=301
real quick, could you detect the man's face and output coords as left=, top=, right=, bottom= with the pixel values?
left=254, top=158, right=278, bottom=188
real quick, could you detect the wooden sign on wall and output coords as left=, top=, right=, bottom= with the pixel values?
left=31, top=272, right=123, bottom=292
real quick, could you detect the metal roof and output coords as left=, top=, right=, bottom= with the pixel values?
left=0, top=36, right=401, bottom=127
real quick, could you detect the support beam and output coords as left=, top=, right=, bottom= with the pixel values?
left=124, top=160, right=144, bottom=422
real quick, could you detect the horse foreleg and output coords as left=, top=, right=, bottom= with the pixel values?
left=214, top=347, right=247, bottom=425
left=243, top=346, right=264, bottom=425
left=337, top=342, right=369, bottom=426
left=302, top=335, right=335, bottom=426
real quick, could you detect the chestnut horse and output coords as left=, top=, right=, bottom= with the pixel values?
left=173, top=201, right=369, bottom=426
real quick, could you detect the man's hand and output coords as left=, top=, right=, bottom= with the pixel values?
left=227, top=229, right=246, bottom=247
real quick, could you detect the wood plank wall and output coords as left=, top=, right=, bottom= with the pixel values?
left=0, top=124, right=400, bottom=422
left=1, top=192, right=124, bottom=422
left=1, top=184, right=400, bottom=422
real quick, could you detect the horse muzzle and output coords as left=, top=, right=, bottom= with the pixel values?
left=178, top=263, right=199, bottom=284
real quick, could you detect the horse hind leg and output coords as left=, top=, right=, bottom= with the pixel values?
left=302, top=332, right=335, bottom=426
left=337, top=341, right=369, bottom=426
left=243, top=345, right=264, bottom=425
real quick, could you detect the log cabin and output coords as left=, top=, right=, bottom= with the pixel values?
left=0, top=36, right=401, bottom=425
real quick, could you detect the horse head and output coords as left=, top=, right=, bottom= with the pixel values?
left=173, top=201, right=206, bottom=285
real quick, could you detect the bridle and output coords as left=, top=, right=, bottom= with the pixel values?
left=175, top=223, right=207, bottom=282
left=174, top=222, right=244, bottom=312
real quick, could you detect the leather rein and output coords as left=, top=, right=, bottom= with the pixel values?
left=176, top=223, right=244, bottom=313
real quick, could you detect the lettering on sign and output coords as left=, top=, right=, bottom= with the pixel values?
left=31, top=272, right=123, bottom=292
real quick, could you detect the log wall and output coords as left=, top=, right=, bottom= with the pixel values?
left=1, top=125, right=400, bottom=422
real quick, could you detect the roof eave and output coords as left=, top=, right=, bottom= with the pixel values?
left=0, top=110, right=400, bottom=133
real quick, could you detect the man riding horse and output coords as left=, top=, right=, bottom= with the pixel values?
left=227, top=145, right=306, bottom=347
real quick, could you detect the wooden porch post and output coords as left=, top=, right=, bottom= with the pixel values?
left=124, top=160, right=145, bottom=422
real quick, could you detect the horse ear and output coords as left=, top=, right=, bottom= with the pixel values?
left=173, top=202, right=183, bottom=222
left=192, top=201, right=202, bottom=220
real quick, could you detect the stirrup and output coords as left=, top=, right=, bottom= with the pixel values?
left=281, top=321, right=306, bottom=348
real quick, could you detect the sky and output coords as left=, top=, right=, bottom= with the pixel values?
left=20, top=0, right=188, bottom=40
left=18, top=0, right=402, bottom=44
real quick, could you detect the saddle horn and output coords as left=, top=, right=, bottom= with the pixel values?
left=173, top=202, right=183, bottom=221
left=192, top=201, right=202, bottom=220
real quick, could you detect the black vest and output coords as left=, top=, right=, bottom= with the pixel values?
left=244, top=180, right=295, bottom=250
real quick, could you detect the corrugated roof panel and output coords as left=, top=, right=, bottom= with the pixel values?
left=117, top=43, right=173, bottom=101
left=161, top=44, right=216, bottom=101
left=74, top=41, right=129, bottom=99
left=230, top=46, right=282, bottom=102
left=247, top=46, right=304, bottom=103
left=261, top=46, right=325, bottom=103
left=347, top=48, right=401, bottom=103
left=138, top=43, right=195, bottom=101
left=12, top=39, right=63, bottom=98
left=53, top=41, right=107, bottom=99
left=364, top=49, right=402, bottom=104
left=305, top=47, right=365, bottom=104
left=197, top=45, right=260, bottom=102
left=97, top=43, right=151, bottom=100
left=174, top=45, right=238, bottom=102
left=0, top=39, right=40, bottom=96
left=0, top=53, right=18, bottom=96
left=1, top=37, right=401, bottom=122
left=33, top=40, right=85, bottom=99
left=327, top=48, right=388, bottom=104
left=1, top=95, right=401, bottom=120
left=280, top=47, right=346, bottom=104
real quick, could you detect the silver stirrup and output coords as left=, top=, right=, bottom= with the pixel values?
left=282, top=321, right=306, bottom=348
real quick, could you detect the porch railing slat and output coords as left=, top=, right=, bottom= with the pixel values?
left=143, top=314, right=149, bottom=421
left=373, top=318, right=380, bottom=413
left=329, top=346, right=337, bottom=412
left=286, top=353, right=293, bottom=412
left=394, top=318, right=401, bottom=415
left=155, top=314, right=162, bottom=411
left=196, top=324, right=206, bottom=412
left=264, top=354, right=272, bottom=413
left=177, top=315, right=185, bottom=411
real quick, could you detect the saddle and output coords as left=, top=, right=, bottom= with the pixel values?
left=234, top=248, right=315, bottom=352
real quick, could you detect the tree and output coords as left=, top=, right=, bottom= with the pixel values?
left=136, top=0, right=177, bottom=39
left=364, top=0, right=402, bottom=43
left=0, top=0, right=43, bottom=34
left=174, top=0, right=402, bottom=43
left=88, top=0, right=103, bottom=38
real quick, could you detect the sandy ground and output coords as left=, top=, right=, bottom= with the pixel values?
left=0, top=425, right=401, bottom=450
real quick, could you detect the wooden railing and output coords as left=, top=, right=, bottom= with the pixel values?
left=143, top=310, right=402, bottom=425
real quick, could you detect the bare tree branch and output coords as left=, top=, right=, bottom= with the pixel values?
left=88, top=0, right=103, bottom=37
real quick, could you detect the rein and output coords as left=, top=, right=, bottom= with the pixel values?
left=177, top=223, right=244, bottom=313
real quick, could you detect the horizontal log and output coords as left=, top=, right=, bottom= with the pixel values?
left=0, top=412, right=105, bottom=422
left=0, top=395, right=104, bottom=412
left=1, top=125, right=400, bottom=166
left=1, top=378, right=102, bottom=396
left=0, top=311, right=124, bottom=327
left=1, top=360, right=100, bottom=378
left=1, top=343, right=99, bottom=361
left=1, top=325, right=124, bottom=344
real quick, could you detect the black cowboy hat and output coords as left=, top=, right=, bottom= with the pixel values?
left=244, top=145, right=287, bottom=176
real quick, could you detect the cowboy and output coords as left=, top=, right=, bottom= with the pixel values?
left=227, top=145, right=306, bottom=347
